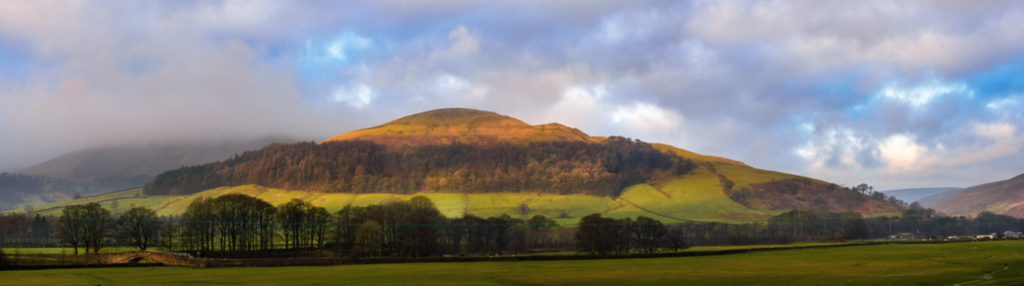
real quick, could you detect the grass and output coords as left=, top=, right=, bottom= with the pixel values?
left=3, top=241, right=1024, bottom=285
left=614, top=168, right=779, bottom=223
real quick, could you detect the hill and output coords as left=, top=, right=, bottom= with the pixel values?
left=21, top=137, right=292, bottom=180
left=25, top=108, right=904, bottom=222
left=882, top=188, right=961, bottom=205
left=931, top=173, right=1024, bottom=218
left=0, top=138, right=294, bottom=210
left=324, top=108, right=594, bottom=147
left=916, top=188, right=967, bottom=208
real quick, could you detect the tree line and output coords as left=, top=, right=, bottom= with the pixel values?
left=144, top=137, right=696, bottom=197
left=3, top=194, right=1023, bottom=257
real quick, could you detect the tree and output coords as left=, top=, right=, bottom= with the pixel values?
left=0, top=248, right=8, bottom=267
left=634, top=216, right=666, bottom=254
left=56, top=205, right=87, bottom=255
left=354, top=221, right=383, bottom=257
left=575, top=213, right=616, bottom=255
left=118, top=207, right=159, bottom=251
left=527, top=215, right=557, bottom=232
left=662, top=227, right=688, bottom=252
left=56, top=203, right=111, bottom=254
left=409, top=196, right=436, bottom=210
left=277, top=199, right=310, bottom=251
left=82, top=203, right=112, bottom=254
left=307, top=206, right=332, bottom=254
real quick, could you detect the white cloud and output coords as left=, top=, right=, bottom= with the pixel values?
left=194, top=0, right=278, bottom=30
left=432, top=25, right=479, bottom=60
left=435, top=74, right=487, bottom=102
left=611, top=103, right=681, bottom=135
left=878, top=134, right=927, bottom=173
left=987, top=94, right=1022, bottom=111
left=878, top=80, right=969, bottom=107
left=332, top=84, right=375, bottom=109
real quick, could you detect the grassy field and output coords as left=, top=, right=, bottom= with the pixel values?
left=3, top=241, right=1023, bottom=285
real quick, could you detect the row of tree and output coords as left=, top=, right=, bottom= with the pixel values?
left=145, top=137, right=696, bottom=197
left=3, top=195, right=1024, bottom=257
left=38, top=195, right=573, bottom=258
left=575, top=214, right=684, bottom=255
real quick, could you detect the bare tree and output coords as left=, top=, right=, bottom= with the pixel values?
left=118, top=207, right=159, bottom=251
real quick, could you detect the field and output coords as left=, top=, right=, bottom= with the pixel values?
left=3, top=241, right=1024, bottom=285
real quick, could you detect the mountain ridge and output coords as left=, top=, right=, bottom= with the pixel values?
left=931, top=173, right=1024, bottom=217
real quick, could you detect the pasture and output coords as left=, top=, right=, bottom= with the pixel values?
left=3, top=241, right=1022, bottom=285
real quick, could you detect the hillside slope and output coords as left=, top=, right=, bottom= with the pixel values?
left=931, top=173, right=1024, bottom=218
left=131, top=108, right=903, bottom=221
left=22, top=138, right=292, bottom=180
left=882, top=188, right=961, bottom=205
left=917, top=188, right=967, bottom=208
left=0, top=138, right=293, bottom=209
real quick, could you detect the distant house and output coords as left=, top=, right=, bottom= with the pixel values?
left=1004, top=231, right=1021, bottom=239
left=976, top=233, right=996, bottom=240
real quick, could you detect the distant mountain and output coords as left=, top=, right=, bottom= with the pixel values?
left=21, top=137, right=294, bottom=180
left=141, top=108, right=904, bottom=219
left=0, top=137, right=294, bottom=210
left=882, top=188, right=961, bottom=205
left=931, top=173, right=1024, bottom=218
left=916, top=188, right=968, bottom=208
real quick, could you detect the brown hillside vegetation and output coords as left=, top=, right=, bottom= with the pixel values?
left=740, top=179, right=903, bottom=215
left=144, top=138, right=696, bottom=197
left=324, top=108, right=594, bottom=148
left=932, top=173, right=1024, bottom=218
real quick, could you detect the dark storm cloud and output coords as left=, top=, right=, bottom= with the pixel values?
left=1, top=0, right=1023, bottom=189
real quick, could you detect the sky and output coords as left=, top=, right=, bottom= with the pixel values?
left=1, top=0, right=1023, bottom=190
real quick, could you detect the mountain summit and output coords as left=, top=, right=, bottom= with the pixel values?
left=324, top=108, right=593, bottom=147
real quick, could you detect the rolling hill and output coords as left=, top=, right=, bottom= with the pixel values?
left=882, top=188, right=961, bottom=205
left=931, top=173, right=1024, bottom=218
left=0, top=137, right=294, bottom=210
left=17, top=108, right=904, bottom=223
left=916, top=188, right=968, bottom=208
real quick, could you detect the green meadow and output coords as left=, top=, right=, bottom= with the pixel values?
left=3, top=241, right=1023, bottom=285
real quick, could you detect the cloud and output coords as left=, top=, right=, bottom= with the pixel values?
left=0, top=0, right=1023, bottom=190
